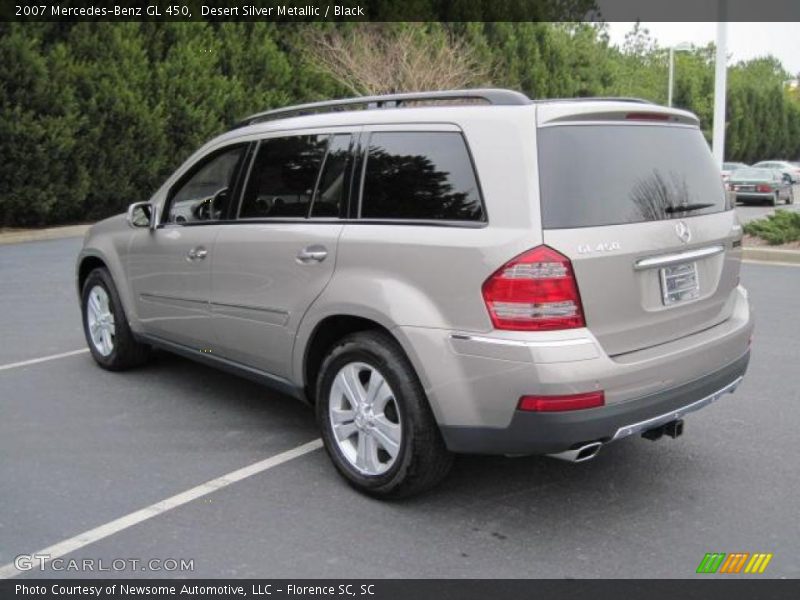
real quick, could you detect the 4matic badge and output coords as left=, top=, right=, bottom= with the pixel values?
left=577, top=241, right=621, bottom=254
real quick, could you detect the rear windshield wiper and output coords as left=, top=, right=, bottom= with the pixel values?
left=665, top=203, right=715, bottom=213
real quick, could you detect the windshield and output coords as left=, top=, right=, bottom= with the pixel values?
left=538, top=124, right=727, bottom=229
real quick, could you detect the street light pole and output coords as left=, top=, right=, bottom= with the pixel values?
left=668, top=47, right=675, bottom=107
left=667, top=43, right=691, bottom=108
left=712, top=19, right=728, bottom=167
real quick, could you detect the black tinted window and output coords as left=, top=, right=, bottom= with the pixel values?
left=538, top=125, right=726, bottom=229
left=361, top=132, right=483, bottom=221
left=311, top=134, right=352, bottom=218
left=240, top=135, right=328, bottom=219
left=167, top=146, right=245, bottom=224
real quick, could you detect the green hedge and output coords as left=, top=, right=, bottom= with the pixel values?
left=2, top=22, right=799, bottom=227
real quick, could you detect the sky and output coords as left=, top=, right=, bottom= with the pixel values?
left=605, top=22, right=800, bottom=76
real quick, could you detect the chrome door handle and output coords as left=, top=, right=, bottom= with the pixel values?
left=187, top=246, right=208, bottom=261
left=296, top=245, right=328, bottom=264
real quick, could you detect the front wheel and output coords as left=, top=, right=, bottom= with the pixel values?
left=81, top=267, right=149, bottom=370
left=316, top=331, right=453, bottom=498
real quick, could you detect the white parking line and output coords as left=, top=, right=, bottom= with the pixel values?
left=0, top=438, right=323, bottom=579
left=0, top=348, right=89, bottom=372
left=742, top=259, right=800, bottom=268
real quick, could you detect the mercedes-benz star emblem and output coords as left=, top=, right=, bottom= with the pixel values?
left=675, top=221, right=691, bottom=244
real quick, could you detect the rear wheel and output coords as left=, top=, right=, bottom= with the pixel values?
left=81, top=268, right=149, bottom=370
left=316, top=330, right=453, bottom=498
left=771, top=192, right=778, bottom=207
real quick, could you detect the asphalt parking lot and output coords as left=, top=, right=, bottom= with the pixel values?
left=1, top=234, right=798, bottom=579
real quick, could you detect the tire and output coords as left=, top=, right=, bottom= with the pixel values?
left=316, top=330, right=453, bottom=498
left=81, top=267, right=149, bottom=370
left=787, top=188, right=794, bottom=205
left=771, top=193, right=778, bottom=207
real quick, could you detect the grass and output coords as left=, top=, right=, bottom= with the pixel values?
left=742, top=210, right=800, bottom=245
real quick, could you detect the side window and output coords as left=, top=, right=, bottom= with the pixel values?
left=360, top=132, right=484, bottom=221
left=239, top=135, right=328, bottom=219
left=166, top=145, right=245, bottom=225
left=310, top=134, right=352, bottom=218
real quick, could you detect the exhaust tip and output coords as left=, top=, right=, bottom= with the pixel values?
left=547, top=441, right=603, bottom=463
left=574, top=442, right=603, bottom=462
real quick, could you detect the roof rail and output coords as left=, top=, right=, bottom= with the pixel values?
left=533, top=96, right=654, bottom=105
left=234, top=88, right=531, bottom=128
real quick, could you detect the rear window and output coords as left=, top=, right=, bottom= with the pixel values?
left=538, top=125, right=726, bottom=229
left=360, top=132, right=484, bottom=222
left=733, top=169, right=774, bottom=180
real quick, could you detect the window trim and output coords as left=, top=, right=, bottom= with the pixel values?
left=356, top=129, right=488, bottom=224
left=160, top=142, right=250, bottom=228
left=308, top=133, right=356, bottom=220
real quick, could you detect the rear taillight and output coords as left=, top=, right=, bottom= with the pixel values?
left=756, top=184, right=772, bottom=193
left=518, top=391, right=605, bottom=412
left=482, top=245, right=585, bottom=331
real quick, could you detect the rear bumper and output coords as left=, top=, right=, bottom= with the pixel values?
left=734, top=192, right=774, bottom=200
left=439, top=351, right=749, bottom=454
left=393, top=285, right=753, bottom=455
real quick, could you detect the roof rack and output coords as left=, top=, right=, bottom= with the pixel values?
left=234, top=88, right=531, bottom=128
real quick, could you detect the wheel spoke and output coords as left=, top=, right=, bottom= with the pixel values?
left=371, top=384, right=394, bottom=413
left=365, top=370, right=386, bottom=406
left=364, top=434, right=381, bottom=473
left=98, top=290, right=110, bottom=314
left=330, top=407, right=355, bottom=424
left=333, top=421, right=358, bottom=442
left=89, top=293, right=102, bottom=317
left=355, top=431, right=368, bottom=470
left=338, top=366, right=364, bottom=409
left=371, top=416, right=400, bottom=458
left=101, top=328, right=113, bottom=354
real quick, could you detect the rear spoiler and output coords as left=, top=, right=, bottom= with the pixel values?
left=536, top=102, right=699, bottom=127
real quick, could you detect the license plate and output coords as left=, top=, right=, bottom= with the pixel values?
left=660, top=262, right=700, bottom=306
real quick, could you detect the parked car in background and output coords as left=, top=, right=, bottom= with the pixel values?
left=76, top=89, right=753, bottom=497
left=752, top=160, right=800, bottom=183
left=721, top=162, right=748, bottom=183
left=729, top=168, right=794, bottom=205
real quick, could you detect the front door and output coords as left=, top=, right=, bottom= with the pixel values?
left=128, top=144, right=248, bottom=350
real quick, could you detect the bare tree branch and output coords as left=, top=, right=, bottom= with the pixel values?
left=299, top=25, right=491, bottom=96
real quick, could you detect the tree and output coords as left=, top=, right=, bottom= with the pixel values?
left=298, top=23, right=490, bottom=95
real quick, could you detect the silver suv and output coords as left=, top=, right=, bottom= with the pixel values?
left=77, top=89, right=753, bottom=497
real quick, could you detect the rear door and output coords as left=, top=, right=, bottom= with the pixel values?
left=536, top=110, right=741, bottom=356
left=209, top=131, right=355, bottom=378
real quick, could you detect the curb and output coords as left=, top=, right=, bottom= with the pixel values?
left=742, top=246, right=800, bottom=265
left=0, top=224, right=91, bottom=246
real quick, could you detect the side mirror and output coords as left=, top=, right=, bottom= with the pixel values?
left=126, top=202, right=153, bottom=229
left=782, top=173, right=792, bottom=184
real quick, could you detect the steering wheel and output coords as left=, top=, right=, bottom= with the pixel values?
left=193, top=187, right=229, bottom=221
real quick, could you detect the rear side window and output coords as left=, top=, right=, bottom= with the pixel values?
left=538, top=125, right=726, bottom=229
left=360, top=132, right=484, bottom=221
left=239, top=135, right=328, bottom=219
